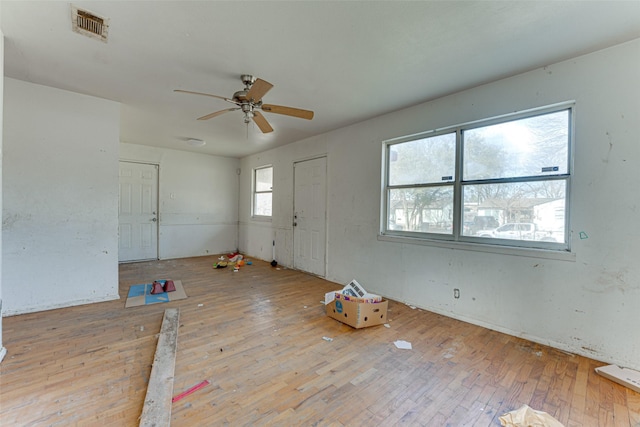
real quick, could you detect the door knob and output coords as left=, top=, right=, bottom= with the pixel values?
left=151, top=218, right=157, bottom=222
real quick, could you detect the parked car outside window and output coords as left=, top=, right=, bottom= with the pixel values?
left=476, top=222, right=559, bottom=242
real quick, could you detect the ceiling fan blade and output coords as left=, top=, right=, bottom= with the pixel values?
left=261, top=104, right=314, bottom=120
left=197, top=108, right=239, bottom=120
left=174, top=89, right=238, bottom=105
left=245, top=78, right=273, bottom=102
left=252, top=111, right=274, bottom=133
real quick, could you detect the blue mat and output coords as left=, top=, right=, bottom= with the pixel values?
left=125, top=280, right=187, bottom=307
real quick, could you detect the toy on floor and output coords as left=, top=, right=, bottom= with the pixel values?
left=164, top=280, right=176, bottom=292
left=229, top=253, right=243, bottom=263
left=151, top=281, right=165, bottom=294
left=151, top=280, right=176, bottom=294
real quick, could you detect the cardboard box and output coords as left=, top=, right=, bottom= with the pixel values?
left=326, top=296, right=388, bottom=329
left=333, top=292, right=382, bottom=304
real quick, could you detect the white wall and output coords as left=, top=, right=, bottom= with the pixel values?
left=239, top=149, right=316, bottom=264
left=120, top=143, right=239, bottom=259
left=240, top=39, right=640, bottom=370
left=2, top=78, right=120, bottom=315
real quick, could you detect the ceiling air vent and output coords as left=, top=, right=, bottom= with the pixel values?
left=71, top=5, right=109, bottom=42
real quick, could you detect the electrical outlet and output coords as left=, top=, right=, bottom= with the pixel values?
left=454, top=288, right=460, bottom=299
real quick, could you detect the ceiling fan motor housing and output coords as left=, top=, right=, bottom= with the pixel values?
left=233, top=90, right=248, bottom=101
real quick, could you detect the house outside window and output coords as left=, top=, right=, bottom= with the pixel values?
left=383, top=103, right=573, bottom=251
left=253, top=166, right=273, bottom=218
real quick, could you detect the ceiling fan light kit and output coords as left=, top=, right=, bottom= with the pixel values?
left=175, top=74, right=314, bottom=134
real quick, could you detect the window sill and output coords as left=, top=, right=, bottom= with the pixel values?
left=251, top=215, right=273, bottom=222
left=377, top=233, right=576, bottom=262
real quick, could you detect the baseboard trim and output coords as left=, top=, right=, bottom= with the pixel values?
left=1, top=294, right=120, bottom=317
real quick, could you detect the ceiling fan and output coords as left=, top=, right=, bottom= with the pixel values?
left=175, top=74, right=314, bottom=133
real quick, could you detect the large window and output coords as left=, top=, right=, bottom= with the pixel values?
left=253, top=165, right=273, bottom=218
left=383, top=104, right=572, bottom=251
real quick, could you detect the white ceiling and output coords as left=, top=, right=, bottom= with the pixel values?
left=2, top=1, right=639, bottom=158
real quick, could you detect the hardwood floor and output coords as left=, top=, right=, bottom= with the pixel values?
left=1, top=256, right=638, bottom=426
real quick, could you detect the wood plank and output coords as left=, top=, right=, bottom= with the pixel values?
left=139, top=308, right=180, bottom=427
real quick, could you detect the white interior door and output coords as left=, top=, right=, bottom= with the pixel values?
left=293, top=157, right=327, bottom=276
left=118, top=162, right=158, bottom=262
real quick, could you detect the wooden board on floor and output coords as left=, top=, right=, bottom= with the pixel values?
left=596, top=364, right=640, bottom=393
left=139, top=308, right=180, bottom=427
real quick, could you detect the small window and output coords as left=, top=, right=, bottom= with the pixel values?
left=383, top=104, right=572, bottom=252
left=253, top=166, right=273, bottom=217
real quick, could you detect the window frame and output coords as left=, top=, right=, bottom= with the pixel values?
left=381, top=102, right=574, bottom=255
left=252, top=165, right=273, bottom=219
